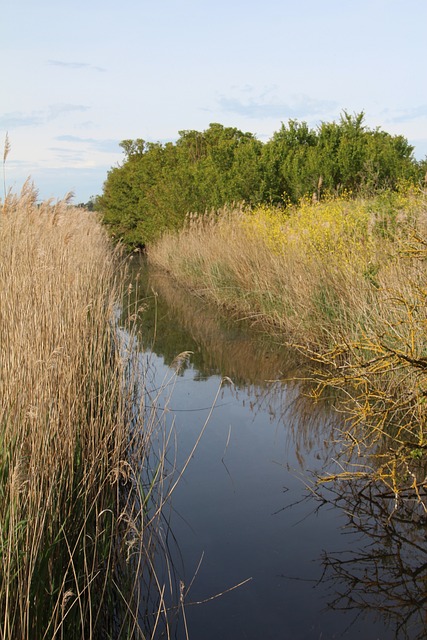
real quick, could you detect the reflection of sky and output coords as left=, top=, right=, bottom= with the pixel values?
left=136, top=339, right=391, bottom=639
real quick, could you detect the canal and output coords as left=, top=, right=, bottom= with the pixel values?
left=122, top=258, right=426, bottom=640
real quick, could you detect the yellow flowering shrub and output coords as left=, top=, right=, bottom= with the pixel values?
left=239, top=187, right=425, bottom=261
left=238, top=204, right=289, bottom=253
left=287, top=195, right=371, bottom=257
left=239, top=196, right=371, bottom=258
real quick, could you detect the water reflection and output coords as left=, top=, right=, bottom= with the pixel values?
left=124, top=257, right=300, bottom=384
left=122, top=257, right=426, bottom=639
left=314, top=479, right=427, bottom=639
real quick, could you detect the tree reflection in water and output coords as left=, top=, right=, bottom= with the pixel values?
left=315, top=478, right=427, bottom=639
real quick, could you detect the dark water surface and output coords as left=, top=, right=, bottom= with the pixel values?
left=124, top=259, right=427, bottom=640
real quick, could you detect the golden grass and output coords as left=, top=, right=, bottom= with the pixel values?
left=0, top=181, right=179, bottom=638
left=147, top=191, right=426, bottom=345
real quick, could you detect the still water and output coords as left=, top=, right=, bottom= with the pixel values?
left=124, top=259, right=427, bottom=640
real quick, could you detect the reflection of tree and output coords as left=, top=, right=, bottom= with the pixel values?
left=316, top=478, right=427, bottom=639
left=122, top=256, right=301, bottom=387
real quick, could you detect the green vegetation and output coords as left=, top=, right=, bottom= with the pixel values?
left=98, top=124, right=263, bottom=248
left=97, top=112, right=425, bottom=249
left=0, top=184, right=180, bottom=638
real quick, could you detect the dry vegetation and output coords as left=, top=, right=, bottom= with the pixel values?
left=148, top=188, right=427, bottom=505
left=0, top=182, right=180, bottom=638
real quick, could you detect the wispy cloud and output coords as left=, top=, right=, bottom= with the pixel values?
left=47, top=147, right=86, bottom=163
left=384, top=105, right=427, bottom=124
left=55, top=135, right=121, bottom=154
left=48, top=60, right=107, bottom=73
left=48, top=105, right=90, bottom=119
left=218, top=91, right=338, bottom=120
left=0, top=104, right=90, bottom=129
left=0, top=110, right=46, bottom=128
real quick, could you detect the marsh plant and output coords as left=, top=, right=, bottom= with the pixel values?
left=0, top=182, right=181, bottom=638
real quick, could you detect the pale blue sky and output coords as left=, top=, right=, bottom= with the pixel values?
left=2, top=0, right=427, bottom=202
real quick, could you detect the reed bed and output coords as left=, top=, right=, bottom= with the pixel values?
left=0, top=182, right=178, bottom=639
left=148, top=189, right=427, bottom=502
left=148, top=192, right=424, bottom=346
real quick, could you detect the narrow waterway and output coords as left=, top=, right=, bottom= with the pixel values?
left=123, top=258, right=427, bottom=640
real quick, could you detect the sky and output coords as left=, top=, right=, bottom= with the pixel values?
left=2, top=0, right=427, bottom=203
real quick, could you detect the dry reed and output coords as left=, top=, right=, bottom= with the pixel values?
left=0, top=181, right=179, bottom=638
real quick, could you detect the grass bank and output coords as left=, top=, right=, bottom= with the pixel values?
left=148, top=188, right=427, bottom=503
left=0, top=182, right=176, bottom=638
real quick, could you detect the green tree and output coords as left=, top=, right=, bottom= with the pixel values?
left=336, top=111, right=367, bottom=191
left=98, top=116, right=419, bottom=249
left=261, top=120, right=318, bottom=203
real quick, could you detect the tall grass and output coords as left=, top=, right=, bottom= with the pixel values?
left=147, top=189, right=426, bottom=351
left=0, top=181, right=178, bottom=638
left=148, top=189, right=427, bottom=502
left=149, top=195, right=416, bottom=340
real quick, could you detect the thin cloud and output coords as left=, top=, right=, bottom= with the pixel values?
left=47, top=104, right=90, bottom=119
left=77, top=120, right=95, bottom=129
left=0, top=111, right=45, bottom=128
left=48, top=148, right=86, bottom=163
left=218, top=93, right=338, bottom=120
left=48, top=59, right=106, bottom=72
left=55, top=135, right=121, bottom=153
left=0, top=105, right=90, bottom=129
left=384, top=105, right=427, bottom=124
left=56, top=135, right=91, bottom=142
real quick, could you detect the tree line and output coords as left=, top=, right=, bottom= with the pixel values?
left=97, top=111, right=425, bottom=248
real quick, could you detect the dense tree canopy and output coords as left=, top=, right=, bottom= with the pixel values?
left=97, top=114, right=424, bottom=248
